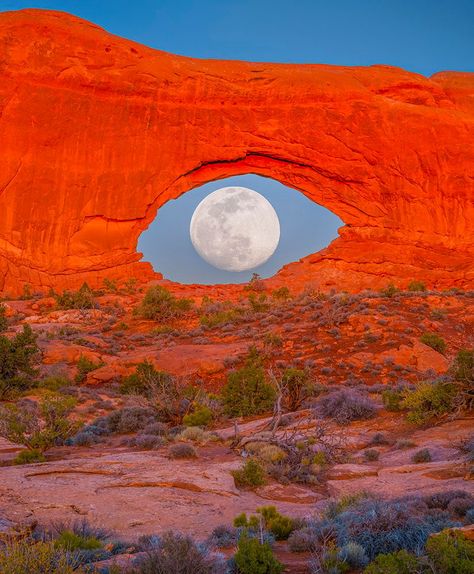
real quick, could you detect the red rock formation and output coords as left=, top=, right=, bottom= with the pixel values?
left=0, top=9, right=473, bottom=295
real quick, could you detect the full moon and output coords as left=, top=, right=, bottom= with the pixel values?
left=189, top=186, right=280, bottom=272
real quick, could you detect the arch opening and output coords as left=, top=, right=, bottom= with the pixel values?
left=138, top=174, right=343, bottom=285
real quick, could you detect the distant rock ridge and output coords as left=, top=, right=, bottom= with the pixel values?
left=0, top=9, right=473, bottom=294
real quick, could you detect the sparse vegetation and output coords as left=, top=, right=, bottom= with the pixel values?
left=0, top=540, right=78, bottom=573
left=420, top=332, right=446, bottom=354
left=55, top=282, right=96, bottom=310
left=74, top=354, right=103, bottom=383
left=401, top=380, right=456, bottom=425
left=407, top=280, right=426, bottom=292
left=411, top=448, right=432, bottom=463
left=134, top=285, right=192, bottom=321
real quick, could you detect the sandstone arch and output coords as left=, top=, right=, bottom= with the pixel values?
left=0, top=9, right=473, bottom=294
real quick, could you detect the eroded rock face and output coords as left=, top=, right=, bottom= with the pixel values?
left=0, top=9, right=473, bottom=294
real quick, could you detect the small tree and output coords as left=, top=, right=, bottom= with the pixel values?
left=0, top=393, right=78, bottom=461
left=122, top=361, right=183, bottom=423
left=0, top=324, right=40, bottom=398
left=222, top=348, right=275, bottom=417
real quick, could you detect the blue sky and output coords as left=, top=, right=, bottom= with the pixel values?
left=3, top=1, right=473, bottom=283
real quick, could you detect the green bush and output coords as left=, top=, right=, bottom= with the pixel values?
left=0, top=324, right=40, bottom=398
left=420, top=332, right=446, bottom=354
left=183, top=404, right=213, bottom=427
left=271, top=286, right=291, bottom=301
left=74, top=354, right=103, bottom=383
left=0, top=393, right=78, bottom=453
left=364, top=550, right=422, bottom=574
left=55, top=529, right=103, bottom=551
left=0, top=303, right=7, bottom=332
left=0, top=540, right=78, bottom=574
left=382, top=389, right=403, bottom=411
left=407, top=280, right=426, bottom=292
left=380, top=283, right=399, bottom=298
left=55, top=283, right=96, bottom=310
left=248, top=293, right=270, bottom=312
left=232, top=459, right=266, bottom=488
left=425, top=530, right=474, bottom=574
left=401, top=380, right=456, bottom=425
left=234, top=507, right=295, bottom=541
left=14, top=448, right=46, bottom=465
left=134, top=285, right=192, bottom=321
left=234, top=533, right=283, bottom=574
left=222, top=348, right=275, bottom=417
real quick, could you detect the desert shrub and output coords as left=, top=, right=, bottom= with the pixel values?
left=71, top=430, right=102, bottom=447
left=411, top=448, right=432, bottom=463
left=55, top=283, right=96, bottom=310
left=142, top=421, right=168, bottom=436
left=75, top=354, right=103, bottom=383
left=14, top=448, right=46, bottom=464
left=407, top=280, right=426, bottom=292
left=420, top=332, right=446, bottom=354
left=401, top=380, right=456, bottom=425
left=37, top=375, right=71, bottom=391
left=423, top=490, right=473, bottom=511
left=182, top=404, right=213, bottom=427
left=368, top=433, right=389, bottom=446
left=132, top=530, right=225, bottom=574
left=318, top=494, right=456, bottom=561
left=381, top=389, right=403, bottom=411
left=310, top=545, right=350, bottom=574
left=451, top=348, right=474, bottom=384
left=0, top=539, right=79, bottom=573
left=176, top=426, right=216, bottom=444
left=0, top=393, right=78, bottom=454
left=168, top=443, right=197, bottom=459
left=55, top=529, right=103, bottom=551
left=77, top=407, right=158, bottom=439
left=0, top=303, right=7, bottom=332
left=280, top=367, right=313, bottom=411
left=232, top=459, right=266, bottom=488
left=222, top=348, right=275, bottom=417
left=363, top=550, right=422, bottom=574
left=0, top=324, right=40, bottom=398
left=207, top=524, right=239, bottom=548
left=338, top=542, right=369, bottom=569
left=234, top=532, right=283, bottom=574
left=235, top=507, right=295, bottom=541
left=272, top=286, right=291, bottom=301
left=200, top=300, right=243, bottom=327
left=245, top=273, right=266, bottom=293
left=380, top=283, right=399, bottom=298
left=364, top=449, right=380, bottom=462
left=317, top=389, right=376, bottom=424
left=425, top=530, right=474, bottom=574
left=447, top=497, right=474, bottom=517
left=288, top=527, right=318, bottom=552
left=120, top=362, right=183, bottom=423
left=134, top=285, right=192, bottom=321
left=127, top=434, right=164, bottom=450
left=248, top=293, right=270, bottom=312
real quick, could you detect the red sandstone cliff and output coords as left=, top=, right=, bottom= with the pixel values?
left=0, top=9, right=473, bottom=294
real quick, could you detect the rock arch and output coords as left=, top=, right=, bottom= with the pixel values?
left=0, top=9, right=473, bottom=294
